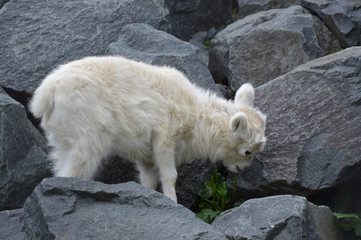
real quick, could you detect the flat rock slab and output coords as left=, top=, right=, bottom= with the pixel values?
left=0, top=87, right=50, bottom=211
left=209, top=6, right=323, bottom=90
left=107, top=23, right=220, bottom=95
left=0, top=0, right=170, bottom=94
left=23, top=178, right=227, bottom=240
left=231, top=47, right=361, bottom=197
left=212, top=195, right=343, bottom=240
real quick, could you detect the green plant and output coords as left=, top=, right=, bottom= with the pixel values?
left=204, top=40, right=211, bottom=47
left=195, top=165, right=244, bottom=223
left=333, top=183, right=361, bottom=237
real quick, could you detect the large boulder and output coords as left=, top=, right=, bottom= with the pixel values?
left=301, top=0, right=361, bottom=48
left=0, top=87, right=50, bottom=211
left=0, top=0, right=170, bottom=95
left=0, top=209, right=26, bottom=240
left=195, top=0, right=234, bottom=32
left=165, top=0, right=200, bottom=40
left=165, top=0, right=234, bottom=40
left=209, top=6, right=323, bottom=91
left=23, top=177, right=227, bottom=240
left=231, top=47, right=361, bottom=198
left=212, top=195, right=343, bottom=240
left=107, top=23, right=220, bottom=95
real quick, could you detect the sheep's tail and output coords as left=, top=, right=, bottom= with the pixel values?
left=29, top=77, right=55, bottom=122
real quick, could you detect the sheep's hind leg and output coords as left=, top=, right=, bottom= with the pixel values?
left=137, top=161, right=159, bottom=190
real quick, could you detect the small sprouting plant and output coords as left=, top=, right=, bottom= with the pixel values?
left=195, top=164, right=244, bottom=223
left=204, top=40, right=211, bottom=47
left=333, top=183, right=361, bottom=237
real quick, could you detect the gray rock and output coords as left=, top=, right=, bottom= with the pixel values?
left=176, top=161, right=215, bottom=208
left=301, top=0, right=361, bottom=48
left=310, top=12, right=342, bottom=55
left=95, top=156, right=215, bottom=209
left=165, top=0, right=233, bottom=40
left=195, top=0, right=234, bottom=32
left=0, top=0, right=170, bottom=94
left=209, top=6, right=323, bottom=91
left=165, top=0, right=200, bottom=40
left=0, top=87, right=50, bottom=211
left=231, top=47, right=361, bottom=197
left=107, top=23, right=220, bottom=95
left=237, top=0, right=342, bottom=55
left=23, top=177, right=227, bottom=240
left=0, top=208, right=26, bottom=240
left=212, top=195, right=343, bottom=240
left=237, top=0, right=302, bottom=19
left=94, top=156, right=139, bottom=185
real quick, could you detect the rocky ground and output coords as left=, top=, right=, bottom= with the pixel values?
left=1, top=0, right=361, bottom=239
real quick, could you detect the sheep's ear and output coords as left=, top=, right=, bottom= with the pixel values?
left=235, top=83, right=254, bottom=107
left=230, top=112, right=249, bottom=137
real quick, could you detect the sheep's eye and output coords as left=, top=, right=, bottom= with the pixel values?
left=245, top=151, right=252, bottom=155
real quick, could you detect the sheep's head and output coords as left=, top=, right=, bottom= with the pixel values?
left=222, top=83, right=267, bottom=173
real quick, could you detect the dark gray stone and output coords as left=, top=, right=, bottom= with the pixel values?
left=237, top=0, right=302, bottom=19
left=165, top=0, right=233, bottom=40
left=209, top=6, right=323, bottom=90
left=0, top=87, right=50, bottom=211
left=176, top=161, right=215, bottom=208
left=231, top=47, right=361, bottom=197
left=0, top=209, right=27, bottom=240
left=212, top=195, right=343, bottom=240
left=301, top=0, right=361, bottom=48
left=0, top=0, right=170, bottom=94
left=195, top=0, right=234, bottom=32
left=94, top=154, right=215, bottom=209
left=165, top=0, right=200, bottom=40
left=107, top=23, right=220, bottom=95
left=23, top=177, right=227, bottom=240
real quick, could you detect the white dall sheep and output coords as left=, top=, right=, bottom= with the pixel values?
left=30, top=56, right=267, bottom=202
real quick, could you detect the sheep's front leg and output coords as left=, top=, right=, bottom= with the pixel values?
left=153, top=144, right=178, bottom=202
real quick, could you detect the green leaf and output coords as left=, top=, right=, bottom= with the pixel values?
left=216, top=182, right=228, bottom=197
left=204, top=40, right=211, bottom=47
left=196, top=208, right=221, bottom=224
left=198, top=186, right=212, bottom=200
left=333, top=213, right=360, bottom=219
left=350, top=218, right=361, bottom=236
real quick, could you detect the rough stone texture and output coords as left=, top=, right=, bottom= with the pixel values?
left=301, top=0, right=361, bottom=48
left=230, top=47, right=361, bottom=198
left=23, top=178, right=227, bottom=240
left=0, top=87, right=51, bottom=211
left=0, top=0, right=170, bottom=94
left=94, top=156, right=215, bottom=209
left=0, top=208, right=26, bottom=240
left=165, top=0, right=200, bottom=40
left=195, top=0, right=234, bottom=32
left=237, top=0, right=302, bottom=19
left=94, top=156, right=138, bottom=185
left=209, top=6, right=323, bottom=91
left=175, top=161, right=215, bottom=208
left=212, top=195, right=343, bottom=240
left=311, top=12, right=342, bottom=55
left=107, top=23, right=220, bottom=95
left=165, top=0, right=233, bottom=40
